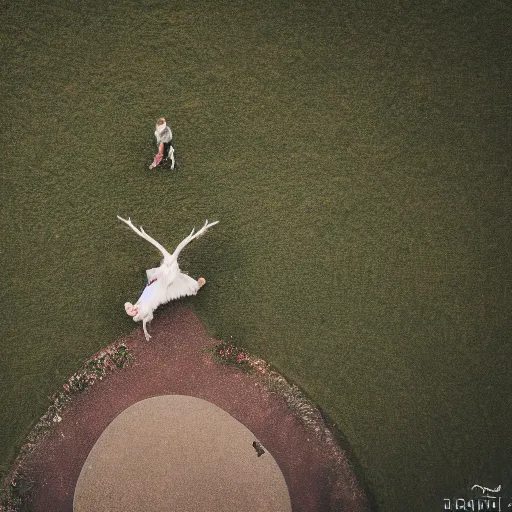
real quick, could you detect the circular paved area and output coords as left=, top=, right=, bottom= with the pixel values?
left=74, top=395, right=291, bottom=512
left=21, top=306, right=372, bottom=511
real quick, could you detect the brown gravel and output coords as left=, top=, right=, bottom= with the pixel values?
left=23, top=306, right=372, bottom=512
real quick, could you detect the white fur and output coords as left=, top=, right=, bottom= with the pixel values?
left=118, top=216, right=219, bottom=340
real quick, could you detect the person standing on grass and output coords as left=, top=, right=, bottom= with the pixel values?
left=149, top=117, right=175, bottom=170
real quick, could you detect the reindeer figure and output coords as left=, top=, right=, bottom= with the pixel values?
left=117, top=216, right=219, bottom=340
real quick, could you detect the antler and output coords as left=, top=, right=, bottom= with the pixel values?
left=117, top=216, right=173, bottom=260
left=171, top=219, right=219, bottom=259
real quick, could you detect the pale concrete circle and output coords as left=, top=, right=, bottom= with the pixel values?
left=74, top=395, right=292, bottom=512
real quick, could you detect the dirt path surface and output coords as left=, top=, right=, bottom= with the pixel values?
left=74, top=395, right=292, bottom=512
left=24, top=306, right=371, bottom=512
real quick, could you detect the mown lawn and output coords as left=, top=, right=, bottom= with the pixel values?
left=1, top=0, right=510, bottom=510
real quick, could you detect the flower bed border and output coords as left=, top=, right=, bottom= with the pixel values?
left=209, top=342, right=327, bottom=435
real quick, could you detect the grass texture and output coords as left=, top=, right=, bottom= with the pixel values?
left=1, top=0, right=511, bottom=510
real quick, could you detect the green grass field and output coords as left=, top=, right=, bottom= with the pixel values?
left=1, top=0, right=511, bottom=510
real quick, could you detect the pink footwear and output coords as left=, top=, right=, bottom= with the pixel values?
left=197, top=277, right=206, bottom=288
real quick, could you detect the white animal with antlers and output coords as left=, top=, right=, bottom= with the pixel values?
left=117, top=216, right=219, bottom=340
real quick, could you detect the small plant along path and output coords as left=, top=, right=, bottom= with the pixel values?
left=20, top=306, right=371, bottom=512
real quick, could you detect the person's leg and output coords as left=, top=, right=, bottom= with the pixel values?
left=149, top=143, right=165, bottom=169
left=165, top=273, right=206, bottom=301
